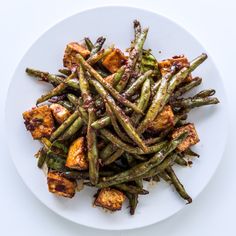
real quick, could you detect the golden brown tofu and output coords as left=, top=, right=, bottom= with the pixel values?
left=47, top=171, right=77, bottom=198
left=172, top=123, right=200, bottom=152
left=159, top=55, right=192, bottom=82
left=66, top=137, right=88, bottom=170
left=63, top=42, right=90, bottom=69
left=148, top=105, right=175, bottom=132
left=94, top=188, right=126, bottom=211
left=102, top=49, right=127, bottom=73
left=50, top=104, right=71, bottom=124
left=22, top=105, right=55, bottom=139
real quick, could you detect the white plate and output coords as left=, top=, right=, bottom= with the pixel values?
left=5, top=6, right=228, bottom=230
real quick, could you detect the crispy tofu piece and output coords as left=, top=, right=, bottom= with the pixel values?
left=172, top=123, right=200, bottom=152
left=148, top=105, right=175, bottom=132
left=47, top=171, right=77, bottom=198
left=159, top=55, right=192, bottom=82
left=102, top=49, right=127, bottom=73
left=63, top=42, right=90, bottom=69
left=22, top=105, right=55, bottom=139
left=66, top=137, right=88, bottom=170
left=94, top=188, right=126, bottom=211
left=50, top=104, right=71, bottom=124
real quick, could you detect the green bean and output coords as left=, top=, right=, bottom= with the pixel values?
left=97, top=132, right=188, bottom=187
left=67, top=93, right=79, bottom=105
left=65, top=78, right=80, bottom=90
left=36, top=83, right=66, bottom=105
left=46, top=153, right=66, bottom=171
left=115, top=184, right=149, bottom=195
left=79, top=66, right=99, bottom=184
left=137, top=68, right=176, bottom=133
left=166, top=54, right=208, bottom=101
left=105, top=103, right=132, bottom=143
left=93, top=65, right=110, bottom=78
left=36, top=73, right=76, bottom=104
left=87, top=108, right=99, bottom=185
left=184, top=148, right=199, bottom=158
left=175, top=155, right=188, bottom=166
left=77, top=54, right=143, bottom=114
left=59, top=117, right=83, bottom=141
left=91, top=116, right=111, bottom=129
left=158, top=171, right=171, bottom=182
left=124, top=153, right=143, bottom=188
left=116, top=28, right=148, bottom=92
left=166, top=166, right=192, bottom=203
left=79, top=66, right=92, bottom=105
left=139, top=153, right=178, bottom=180
left=100, top=129, right=167, bottom=155
left=126, top=192, right=138, bottom=215
left=61, top=170, right=115, bottom=179
left=193, top=89, right=216, bottom=98
left=122, top=70, right=153, bottom=98
left=103, top=148, right=124, bottom=165
left=111, top=66, right=125, bottom=87
left=141, top=50, right=160, bottom=78
left=87, top=46, right=113, bottom=65
left=58, top=68, right=72, bottom=76
left=89, top=79, right=147, bottom=151
left=131, top=78, right=151, bottom=125
left=151, top=79, right=161, bottom=96
left=36, top=148, right=47, bottom=168
left=26, top=68, right=63, bottom=85
left=50, top=110, right=80, bottom=141
left=173, top=77, right=202, bottom=97
left=91, top=78, right=150, bottom=131
left=133, top=19, right=141, bottom=43
left=103, top=79, right=151, bottom=164
left=100, top=143, right=117, bottom=160
left=84, top=37, right=94, bottom=51
left=171, top=97, right=219, bottom=109
left=90, top=36, right=106, bottom=56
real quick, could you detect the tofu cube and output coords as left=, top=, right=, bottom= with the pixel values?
left=50, top=104, right=71, bottom=124
left=47, top=171, right=77, bottom=198
left=63, top=42, right=90, bottom=69
left=102, top=49, right=127, bottom=73
left=172, top=123, right=200, bottom=152
left=148, top=105, right=175, bottom=132
left=94, top=188, right=126, bottom=211
left=66, top=137, right=88, bottom=170
left=158, top=55, right=192, bottom=82
left=22, top=105, right=55, bottom=139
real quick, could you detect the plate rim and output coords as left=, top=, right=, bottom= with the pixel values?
left=4, top=5, right=229, bottom=230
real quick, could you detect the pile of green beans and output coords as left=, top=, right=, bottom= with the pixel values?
left=24, top=19, right=219, bottom=215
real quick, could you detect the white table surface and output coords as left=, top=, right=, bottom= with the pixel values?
left=1, top=0, right=235, bottom=235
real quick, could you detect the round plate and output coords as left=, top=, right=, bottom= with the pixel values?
left=5, top=6, right=228, bottom=230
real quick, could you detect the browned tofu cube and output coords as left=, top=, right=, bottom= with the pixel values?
left=148, top=105, right=175, bottom=132
left=102, top=49, right=127, bottom=73
left=172, top=123, right=200, bottom=152
left=22, top=105, right=55, bottom=139
left=159, top=55, right=192, bottom=82
left=66, top=137, right=88, bottom=170
left=50, top=104, right=71, bottom=124
left=47, top=171, right=77, bottom=198
left=63, top=42, right=90, bottom=69
left=94, top=188, right=126, bottom=211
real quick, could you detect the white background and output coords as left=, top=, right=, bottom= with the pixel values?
left=0, top=0, right=235, bottom=235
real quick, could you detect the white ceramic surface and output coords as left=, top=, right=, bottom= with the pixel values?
left=5, top=6, right=227, bottom=230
